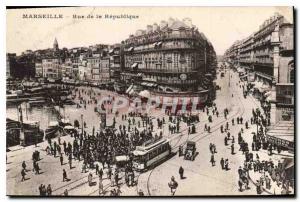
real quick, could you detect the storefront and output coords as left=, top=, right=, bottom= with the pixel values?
left=266, top=121, right=294, bottom=152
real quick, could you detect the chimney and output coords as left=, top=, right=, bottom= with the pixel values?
left=160, top=20, right=167, bottom=29
left=183, top=18, right=192, bottom=27
left=168, top=17, right=175, bottom=26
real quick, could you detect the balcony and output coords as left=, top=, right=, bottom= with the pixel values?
left=255, top=71, right=274, bottom=81
left=253, top=59, right=273, bottom=67
left=280, top=41, right=293, bottom=52
left=254, top=52, right=272, bottom=57
left=125, top=32, right=204, bottom=47
left=156, top=79, right=198, bottom=86
left=128, top=44, right=200, bottom=54
left=140, top=68, right=198, bottom=74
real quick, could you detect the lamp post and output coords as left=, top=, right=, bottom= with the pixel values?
left=81, top=114, right=83, bottom=135
left=228, top=68, right=231, bottom=87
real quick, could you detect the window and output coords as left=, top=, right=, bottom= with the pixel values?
left=289, top=61, right=294, bottom=83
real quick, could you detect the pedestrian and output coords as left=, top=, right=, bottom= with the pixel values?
left=111, top=172, right=115, bottom=187
left=21, top=168, right=26, bottom=181
left=60, top=154, right=63, bottom=165
left=168, top=176, right=178, bottom=196
left=179, top=145, right=183, bottom=157
left=63, top=169, right=68, bottom=182
left=63, top=189, right=68, bottom=196
left=238, top=178, right=243, bottom=192
left=224, top=159, right=229, bottom=170
left=68, top=154, right=72, bottom=169
left=138, top=189, right=144, bottom=196
left=39, top=184, right=43, bottom=195
left=107, top=166, right=112, bottom=180
left=95, top=163, right=99, bottom=175
left=256, top=180, right=262, bottom=194
left=265, top=175, right=271, bottom=190
left=115, top=171, right=119, bottom=186
left=88, top=172, right=93, bottom=186
left=220, top=158, right=224, bottom=170
left=46, top=184, right=52, bottom=196
left=179, top=166, right=184, bottom=179
left=98, top=178, right=103, bottom=195
left=224, top=136, right=228, bottom=146
left=231, top=144, right=235, bottom=155
left=82, top=163, right=87, bottom=173
left=35, top=162, right=40, bottom=174
left=116, top=186, right=122, bottom=196
left=22, top=161, right=27, bottom=171
left=210, top=154, right=215, bottom=166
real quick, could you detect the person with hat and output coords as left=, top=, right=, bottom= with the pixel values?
left=168, top=176, right=178, bottom=196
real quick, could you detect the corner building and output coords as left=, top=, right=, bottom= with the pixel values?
left=122, top=18, right=217, bottom=104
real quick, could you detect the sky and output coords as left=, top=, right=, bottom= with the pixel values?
left=6, top=7, right=293, bottom=55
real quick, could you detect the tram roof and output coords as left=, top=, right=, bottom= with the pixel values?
left=133, top=138, right=169, bottom=155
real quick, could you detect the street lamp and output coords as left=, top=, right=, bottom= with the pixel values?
left=81, top=114, right=83, bottom=135
left=228, top=68, right=231, bottom=87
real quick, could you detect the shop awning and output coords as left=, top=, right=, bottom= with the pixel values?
left=283, top=158, right=294, bottom=170
left=127, top=47, right=134, bottom=52
left=266, top=121, right=294, bottom=149
left=128, top=88, right=135, bottom=95
left=156, top=41, right=163, bottom=46
left=240, top=74, right=248, bottom=78
left=109, top=49, right=114, bottom=54
left=139, top=90, right=151, bottom=98
left=131, top=63, right=138, bottom=68
left=141, top=82, right=157, bottom=87
left=126, top=84, right=134, bottom=94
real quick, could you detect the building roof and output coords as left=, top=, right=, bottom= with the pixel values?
left=169, top=20, right=190, bottom=30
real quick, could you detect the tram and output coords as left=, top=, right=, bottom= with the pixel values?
left=132, top=138, right=171, bottom=171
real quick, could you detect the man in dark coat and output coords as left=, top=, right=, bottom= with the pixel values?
left=60, top=154, right=64, bottom=166
left=179, top=166, right=184, bottom=179
left=220, top=158, right=224, bottom=170
left=63, top=169, right=68, bottom=182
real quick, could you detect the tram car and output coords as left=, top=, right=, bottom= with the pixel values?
left=132, top=138, right=171, bottom=171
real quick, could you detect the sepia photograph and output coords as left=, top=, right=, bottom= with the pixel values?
left=6, top=6, right=295, bottom=197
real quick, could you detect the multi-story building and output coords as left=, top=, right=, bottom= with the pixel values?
left=109, top=44, right=123, bottom=82
left=6, top=53, right=17, bottom=79
left=87, top=56, right=101, bottom=81
left=42, top=57, right=62, bottom=80
left=239, top=34, right=255, bottom=81
left=35, top=61, right=43, bottom=78
left=121, top=18, right=217, bottom=103
left=78, top=60, right=89, bottom=81
left=99, top=57, right=110, bottom=83
left=225, top=13, right=293, bottom=88
left=224, top=13, right=294, bottom=153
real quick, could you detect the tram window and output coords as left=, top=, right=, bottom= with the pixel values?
left=145, top=153, right=149, bottom=161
